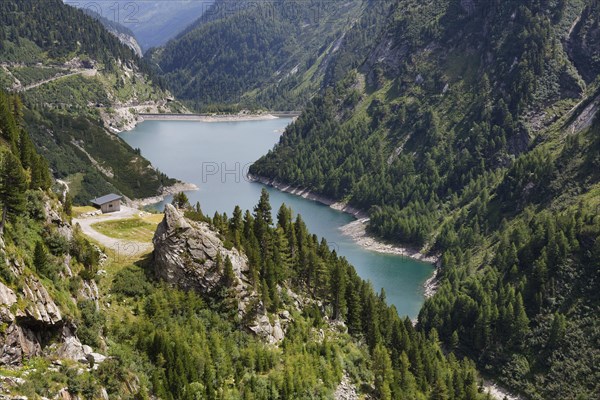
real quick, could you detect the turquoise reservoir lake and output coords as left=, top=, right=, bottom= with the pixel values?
left=120, top=119, right=434, bottom=318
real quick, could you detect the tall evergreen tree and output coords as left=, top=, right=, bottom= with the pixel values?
left=0, top=151, right=27, bottom=235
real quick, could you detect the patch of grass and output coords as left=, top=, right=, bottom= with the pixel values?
left=91, top=217, right=161, bottom=243
left=72, top=206, right=97, bottom=218
left=141, top=213, right=164, bottom=225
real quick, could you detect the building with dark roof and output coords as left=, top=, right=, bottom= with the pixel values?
left=91, top=194, right=122, bottom=213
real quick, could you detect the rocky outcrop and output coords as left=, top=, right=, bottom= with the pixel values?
left=153, top=205, right=288, bottom=343
left=55, top=335, right=106, bottom=367
left=0, top=198, right=98, bottom=366
left=19, top=276, right=62, bottom=326
left=0, top=282, right=17, bottom=322
left=0, top=276, right=64, bottom=365
left=111, top=32, right=143, bottom=58
left=334, top=374, right=358, bottom=400
left=153, top=204, right=251, bottom=299
left=567, top=4, right=600, bottom=84
left=44, top=196, right=73, bottom=241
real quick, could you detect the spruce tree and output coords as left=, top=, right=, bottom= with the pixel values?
left=223, top=256, right=236, bottom=287
left=254, top=188, right=272, bottom=226
left=0, top=151, right=27, bottom=235
left=373, top=343, right=393, bottom=400
left=33, top=241, right=48, bottom=274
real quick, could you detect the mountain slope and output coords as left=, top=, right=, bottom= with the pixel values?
left=0, top=0, right=182, bottom=203
left=0, top=97, right=490, bottom=398
left=151, top=0, right=376, bottom=111
left=0, top=88, right=113, bottom=393
left=250, top=0, right=600, bottom=398
left=81, top=8, right=143, bottom=57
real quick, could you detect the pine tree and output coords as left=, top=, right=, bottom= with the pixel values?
left=430, top=376, right=449, bottom=400
left=277, top=203, right=292, bottom=231
left=254, top=188, right=273, bottom=226
left=172, top=192, right=189, bottom=209
left=450, top=330, right=459, bottom=350
left=260, top=278, right=271, bottom=312
left=372, top=343, right=393, bottom=400
left=512, top=293, right=530, bottom=344
left=33, top=241, right=48, bottom=274
left=63, top=193, right=73, bottom=216
left=0, top=151, right=27, bottom=235
left=330, top=261, right=347, bottom=320
left=546, top=312, right=566, bottom=350
left=223, top=256, right=237, bottom=286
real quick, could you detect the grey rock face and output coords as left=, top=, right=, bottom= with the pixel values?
left=0, top=198, right=100, bottom=367
left=153, top=204, right=250, bottom=298
left=19, top=277, right=63, bottom=326
left=153, top=205, right=287, bottom=343
left=0, top=277, right=64, bottom=365
left=0, top=282, right=17, bottom=322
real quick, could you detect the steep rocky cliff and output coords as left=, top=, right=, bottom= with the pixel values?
left=0, top=197, right=104, bottom=368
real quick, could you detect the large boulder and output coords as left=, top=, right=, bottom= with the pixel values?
left=153, top=204, right=250, bottom=296
left=153, top=205, right=287, bottom=343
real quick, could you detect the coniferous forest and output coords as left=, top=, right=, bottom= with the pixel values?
left=248, top=1, right=600, bottom=398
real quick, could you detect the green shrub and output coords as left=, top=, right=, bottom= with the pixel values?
left=44, top=228, right=69, bottom=256
left=26, top=190, right=46, bottom=221
left=0, top=255, right=15, bottom=284
left=111, top=265, right=152, bottom=299
left=77, top=299, right=105, bottom=349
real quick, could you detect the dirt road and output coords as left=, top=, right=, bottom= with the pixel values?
left=73, top=206, right=153, bottom=258
left=17, top=69, right=97, bottom=92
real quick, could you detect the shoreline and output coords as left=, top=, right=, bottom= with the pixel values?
left=249, top=174, right=441, bottom=268
left=128, top=181, right=199, bottom=209
left=114, top=110, right=299, bottom=133
left=138, top=113, right=282, bottom=124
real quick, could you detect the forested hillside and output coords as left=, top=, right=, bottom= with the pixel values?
left=251, top=0, right=600, bottom=398
left=151, top=0, right=374, bottom=111
left=89, top=191, right=492, bottom=399
left=0, top=0, right=181, bottom=202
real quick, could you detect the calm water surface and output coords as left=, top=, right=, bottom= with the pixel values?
left=120, top=119, right=434, bottom=318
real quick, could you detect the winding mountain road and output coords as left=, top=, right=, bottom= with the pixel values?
left=17, top=69, right=97, bottom=92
